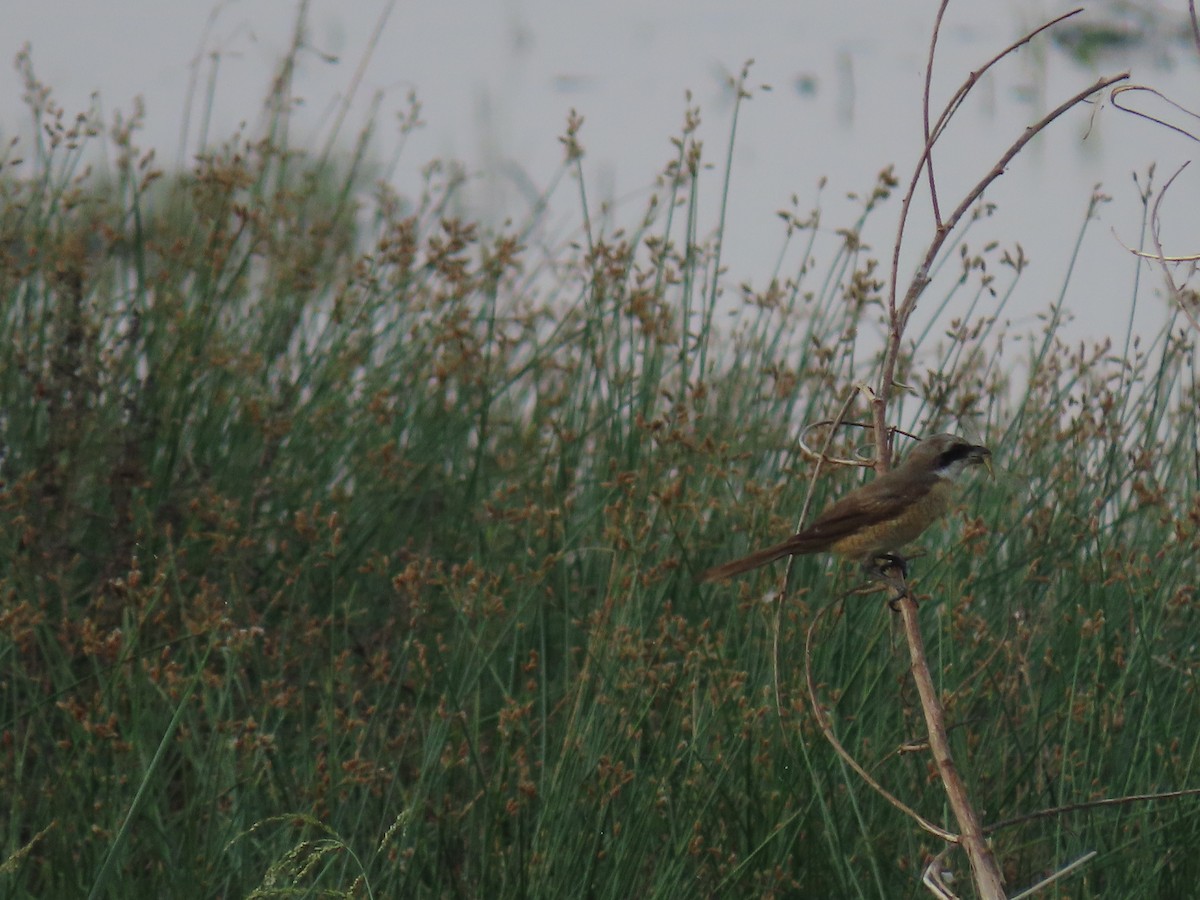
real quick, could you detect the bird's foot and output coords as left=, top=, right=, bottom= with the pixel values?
left=864, top=554, right=910, bottom=611
left=871, top=553, right=908, bottom=580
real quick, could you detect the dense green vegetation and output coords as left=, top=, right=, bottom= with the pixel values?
left=2, top=31, right=1199, bottom=900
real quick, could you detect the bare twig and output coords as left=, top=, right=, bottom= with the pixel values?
left=856, top=11, right=1129, bottom=897
left=1110, top=85, right=1200, bottom=143
left=873, top=71, right=1128, bottom=464
left=986, top=785, right=1200, bottom=835
left=796, top=414, right=878, bottom=469
left=772, top=388, right=867, bottom=753
left=1008, top=852, right=1099, bottom=900
left=804, top=606, right=957, bottom=843
left=888, top=6, right=1087, bottom=345
left=792, top=8, right=1140, bottom=899
left=788, top=388, right=870, bottom=560
left=872, top=3, right=1127, bottom=467
left=922, top=1, right=953, bottom=229
left=912, top=7, right=1080, bottom=231
left=1147, top=163, right=1200, bottom=335
left=1108, top=77, right=1200, bottom=335
left=1191, top=0, right=1200, bottom=56
left=1113, top=162, right=1200, bottom=335
left=891, top=575, right=1006, bottom=898
left=925, top=845, right=1099, bottom=900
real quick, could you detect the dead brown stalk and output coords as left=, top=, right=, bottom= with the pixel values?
left=808, top=3, right=1129, bottom=897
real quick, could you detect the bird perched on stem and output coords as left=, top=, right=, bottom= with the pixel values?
left=701, top=433, right=992, bottom=582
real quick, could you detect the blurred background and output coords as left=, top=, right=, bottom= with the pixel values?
left=3, top=0, right=1197, bottom=341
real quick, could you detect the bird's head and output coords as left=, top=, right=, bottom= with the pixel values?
left=904, top=433, right=992, bottom=481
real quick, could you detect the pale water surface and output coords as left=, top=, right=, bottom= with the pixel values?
left=3, top=0, right=1198, bottom=346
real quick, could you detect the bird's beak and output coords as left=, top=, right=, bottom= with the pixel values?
left=972, top=446, right=993, bottom=478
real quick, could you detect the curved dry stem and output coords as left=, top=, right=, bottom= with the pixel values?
left=796, top=413, right=878, bottom=469
left=771, top=387, right=861, bottom=755
left=788, top=387, right=867, bottom=561
left=922, top=845, right=958, bottom=899
left=771, top=398, right=908, bottom=766
left=921, top=0, right=953, bottom=229
left=803, top=604, right=957, bottom=843
left=1108, top=94, right=1200, bottom=335
left=1110, top=85, right=1200, bottom=143
left=1113, top=162, right=1200, bottom=335
left=1148, top=162, right=1200, bottom=335
left=926, top=845, right=1099, bottom=900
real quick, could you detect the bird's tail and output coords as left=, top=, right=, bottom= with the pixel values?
left=700, top=539, right=802, bottom=582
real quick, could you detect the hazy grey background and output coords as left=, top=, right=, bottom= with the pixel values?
left=3, top=0, right=1197, bottom=343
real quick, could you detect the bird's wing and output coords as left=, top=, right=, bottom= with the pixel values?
left=787, top=471, right=938, bottom=549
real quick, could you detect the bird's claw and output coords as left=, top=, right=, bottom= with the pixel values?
left=872, top=553, right=908, bottom=580
left=864, top=554, right=910, bottom=610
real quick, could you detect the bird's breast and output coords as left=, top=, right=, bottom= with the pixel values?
left=829, top=478, right=957, bottom=561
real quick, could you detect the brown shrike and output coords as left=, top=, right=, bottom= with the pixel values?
left=702, top=433, right=992, bottom=582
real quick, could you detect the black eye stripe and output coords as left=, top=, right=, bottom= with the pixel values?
left=936, top=443, right=977, bottom=468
